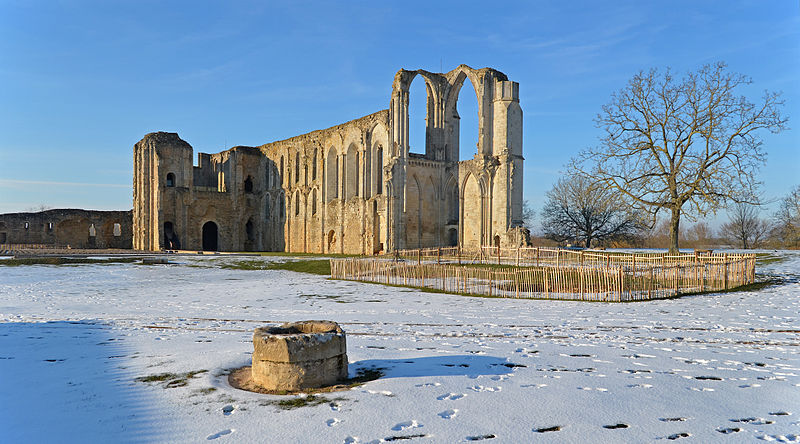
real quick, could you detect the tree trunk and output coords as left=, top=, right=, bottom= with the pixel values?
left=668, top=207, right=681, bottom=254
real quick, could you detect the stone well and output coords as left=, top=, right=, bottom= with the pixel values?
left=251, top=320, right=348, bottom=391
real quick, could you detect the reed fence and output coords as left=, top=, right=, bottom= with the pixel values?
left=331, top=248, right=756, bottom=302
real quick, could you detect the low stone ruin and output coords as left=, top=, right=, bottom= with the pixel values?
left=251, top=320, right=348, bottom=391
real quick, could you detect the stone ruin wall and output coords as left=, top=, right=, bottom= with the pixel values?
left=0, top=209, right=132, bottom=249
left=133, top=65, right=525, bottom=254
left=133, top=111, right=390, bottom=254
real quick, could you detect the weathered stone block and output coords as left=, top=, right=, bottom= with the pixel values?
left=251, top=320, right=348, bottom=391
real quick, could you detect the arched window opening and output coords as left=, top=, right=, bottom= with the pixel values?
left=408, top=77, right=429, bottom=155
left=295, top=152, right=300, bottom=183
left=265, top=197, right=271, bottom=220
left=166, top=172, right=175, bottom=187
left=326, top=148, right=338, bottom=201
left=244, top=176, right=254, bottom=193
left=88, top=224, right=96, bottom=237
left=113, top=223, right=121, bottom=237
left=48, top=222, right=54, bottom=232
left=457, top=77, right=480, bottom=161
left=312, top=189, right=318, bottom=215
left=312, top=149, right=318, bottom=180
left=265, top=164, right=271, bottom=189
left=279, top=194, right=285, bottom=219
left=304, top=165, right=308, bottom=185
left=376, top=146, right=384, bottom=195
left=24, top=222, right=29, bottom=230
left=295, top=191, right=302, bottom=216
left=345, top=144, right=358, bottom=200
left=217, top=171, right=225, bottom=192
left=280, top=156, right=284, bottom=186
left=355, top=151, right=360, bottom=197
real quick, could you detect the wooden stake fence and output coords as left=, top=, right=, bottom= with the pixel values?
left=331, top=250, right=756, bottom=302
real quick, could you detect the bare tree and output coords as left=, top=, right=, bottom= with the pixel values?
left=685, top=221, right=716, bottom=248
left=574, top=62, right=786, bottom=253
left=26, top=204, right=52, bottom=213
left=521, top=200, right=535, bottom=229
left=540, top=175, right=642, bottom=248
left=719, top=203, right=771, bottom=249
left=773, top=185, right=800, bottom=248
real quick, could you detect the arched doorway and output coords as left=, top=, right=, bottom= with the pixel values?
left=327, top=230, right=336, bottom=253
left=164, top=221, right=180, bottom=250
left=447, top=228, right=458, bottom=247
left=202, top=221, right=218, bottom=251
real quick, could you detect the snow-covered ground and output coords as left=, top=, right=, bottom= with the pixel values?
left=1, top=251, right=798, bottom=443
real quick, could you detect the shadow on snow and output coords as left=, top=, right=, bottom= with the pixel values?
left=0, top=320, right=174, bottom=444
left=350, top=354, right=518, bottom=379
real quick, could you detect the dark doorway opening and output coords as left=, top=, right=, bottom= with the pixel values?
left=164, top=221, right=181, bottom=250
left=202, top=221, right=218, bottom=251
left=448, top=228, right=458, bottom=247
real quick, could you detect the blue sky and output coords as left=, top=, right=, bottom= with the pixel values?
left=1, top=0, right=797, bottom=228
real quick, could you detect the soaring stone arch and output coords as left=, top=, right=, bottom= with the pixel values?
left=390, top=70, right=444, bottom=159
left=443, top=66, right=487, bottom=161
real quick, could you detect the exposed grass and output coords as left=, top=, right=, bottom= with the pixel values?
left=135, top=369, right=208, bottom=388
left=755, top=253, right=788, bottom=265
left=0, top=257, right=141, bottom=266
left=271, top=394, right=345, bottom=410
left=221, top=259, right=331, bottom=275
left=348, top=366, right=386, bottom=386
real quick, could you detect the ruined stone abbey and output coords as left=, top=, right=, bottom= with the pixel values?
left=133, top=65, right=525, bottom=254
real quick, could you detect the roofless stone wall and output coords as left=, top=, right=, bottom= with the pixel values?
left=133, top=65, right=525, bottom=254
left=0, top=209, right=132, bottom=249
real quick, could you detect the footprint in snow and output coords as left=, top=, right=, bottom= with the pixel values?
left=627, top=384, right=653, bottom=388
left=602, top=423, right=629, bottom=429
left=739, top=384, right=762, bottom=388
left=769, top=411, right=791, bottom=416
left=326, top=418, right=341, bottom=427
left=207, top=429, right=234, bottom=440
left=717, top=427, right=742, bottom=434
left=392, top=420, right=422, bottom=431
left=438, top=409, right=458, bottom=419
left=665, top=432, right=691, bottom=440
left=221, top=405, right=235, bottom=416
left=533, top=426, right=562, bottom=433
left=437, top=393, right=466, bottom=401
left=365, top=389, right=394, bottom=396
left=469, top=385, right=501, bottom=392
left=659, top=417, right=688, bottom=422
left=415, top=382, right=441, bottom=388
left=730, top=417, right=774, bottom=425
left=520, top=383, right=547, bottom=388
left=465, top=434, right=496, bottom=441
left=343, top=436, right=358, bottom=444
left=756, top=434, right=800, bottom=442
